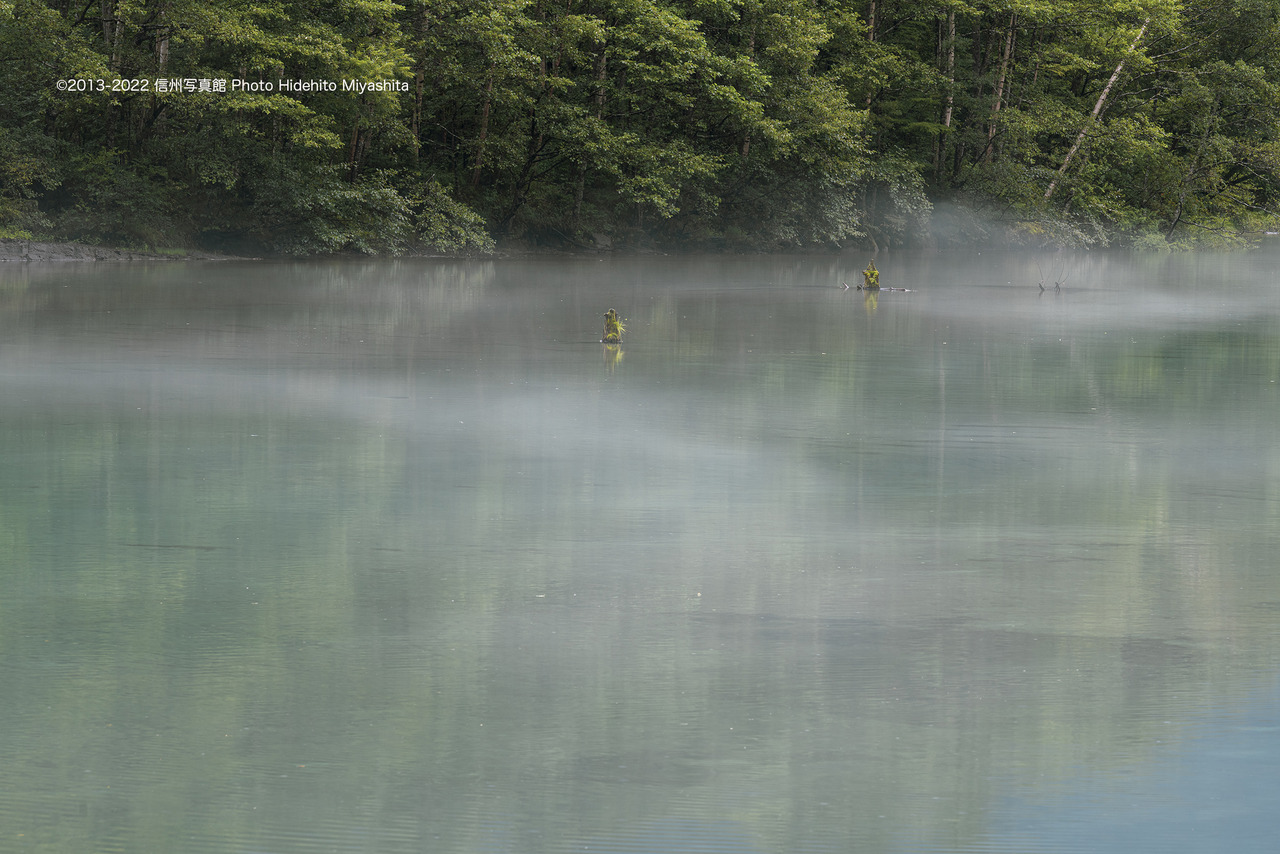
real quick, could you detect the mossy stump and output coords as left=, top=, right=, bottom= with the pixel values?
left=859, top=261, right=880, bottom=291
left=602, top=308, right=625, bottom=343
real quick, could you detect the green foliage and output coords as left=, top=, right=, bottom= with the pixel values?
left=52, top=150, right=182, bottom=248
left=412, top=179, right=494, bottom=253
left=4, top=0, right=1280, bottom=252
left=0, top=126, right=59, bottom=237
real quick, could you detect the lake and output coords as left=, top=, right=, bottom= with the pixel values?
left=2, top=250, right=1278, bottom=853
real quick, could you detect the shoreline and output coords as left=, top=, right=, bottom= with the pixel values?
left=6, top=234, right=1269, bottom=264
left=0, top=238, right=246, bottom=262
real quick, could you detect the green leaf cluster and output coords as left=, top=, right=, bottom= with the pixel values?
left=3, top=0, right=1280, bottom=252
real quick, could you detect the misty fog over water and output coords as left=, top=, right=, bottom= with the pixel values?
left=2, top=249, right=1279, bottom=853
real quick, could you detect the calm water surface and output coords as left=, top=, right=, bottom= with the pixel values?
left=2, top=251, right=1279, bottom=853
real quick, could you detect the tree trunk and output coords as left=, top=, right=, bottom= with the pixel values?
left=573, top=43, right=607, bottom=229
left=984, top=12, right=1016, bottom=162
left=1166, top=94, right=1220, bottom=239
left=100, top=0, right=113, bottom=45
left=591, top=46, right=607, bottom=117
left=103, top=0, right=123, bottom=70
left=155, top=3, right=170, bottom=72
left=471, top=73, right=494, bottom=189
left=410, top=6, right=429, bottom=165
left=347, top=119, right=361, bottom=182
left=1044, top=18, right=1149, bottom=201
left=864, top=0, right=878, bottom=109
left=941, top=10, right=956, bottom=130
left=741, top=30, right=755, bottom=158
left=934, top=10, right=956, bottom=182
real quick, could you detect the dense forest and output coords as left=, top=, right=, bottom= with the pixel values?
left=3, top=0, right=1280, bottom=254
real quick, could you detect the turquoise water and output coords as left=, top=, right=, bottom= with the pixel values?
left=2, top=251, right=1279, bottom=853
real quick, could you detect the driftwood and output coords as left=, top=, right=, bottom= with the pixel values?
left=841, top=262, right=911, bottom=292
